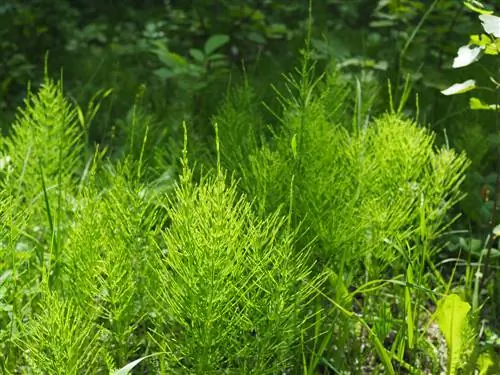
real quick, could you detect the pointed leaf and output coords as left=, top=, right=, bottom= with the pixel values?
left=247, top=31, right=267, bottom=44
left=204, top=34, right=230, bottom=55
left=112, top=353, right=163, bottom=375
left=464, top=1, right=494, bottom=15
left=479, top=14, right=500, bottom=37
left=189, top=48, right=205, bottom=62
left=291, top=134, right=297, bottom=158
left=470, top=97, right=500, bottom=110
left=441, top=80, right=476, bottom=95
left=112, top=357, right=146, bottom=375
left=453, top=45, right=483, bottom=68
left=153, top=68, right=175, bottom=80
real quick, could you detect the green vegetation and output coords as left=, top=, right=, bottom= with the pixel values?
left=0, top=0, right=498, bottom=373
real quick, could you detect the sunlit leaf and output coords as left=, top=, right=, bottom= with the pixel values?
left=484, top=43, right=499, bottom=55
left=112, top=354, right=163, bottom=375
left=479, top=14, right=500, bottom=37
left=470, top=97, right=499, bottom=110
left=469, top=34, right=492, bottom=47
left=464, top=1, right=494, bottom=15
left=452, top=45, right=483, bottom=68
left=112, top=357, right=145, bottom=375
left=477, top=353, right=494, bottom=375
left=441, top=80, right=476, bottom=95
left=434, top=294, right=471, bottom=375
left=493, top=223, right=500, bottom=237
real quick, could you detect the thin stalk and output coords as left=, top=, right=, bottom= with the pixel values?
left=397, top=0, right=440, bottom=89
left=482, top=71, right=500, bottom=287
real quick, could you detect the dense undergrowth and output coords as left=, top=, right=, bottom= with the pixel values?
left=0, top=1, right=499, bottom=374
left=0, top=42, right=497, bottom=373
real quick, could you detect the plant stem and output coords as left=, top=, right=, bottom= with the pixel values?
left=482, top=79, right=500, bottom=287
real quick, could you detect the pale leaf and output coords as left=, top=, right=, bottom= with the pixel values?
left=452, top=45, right=483, bottom=68
left=479, top=14, right=500, bottom=38
left=441, top=80, right=476, bottom=96
left=493, top=223, right=500, bottom=237
left=111, top=353, right=163, bottom=375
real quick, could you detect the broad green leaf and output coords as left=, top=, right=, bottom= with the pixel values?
left=204, top=34, right=230, bottom=55
left=207, top=53, right=226, bottom=61
left=441, top=80, right=476, bottom=95
left=479, top=14, right=500, bottom=37
left=493, top=223, right=500, bottom=237
left=452, top=45, right=483, bottom=68
left=153, top=68, right=175, bottom=80
left=154, top=49, right=188, bottom=68
left=434, top=294, right=471, bottom=375
left=458, top=237, right=483, bottom=253
left=189, top=48, right=205, bottom=62
left=166, top=52, right=188, bottom=66
left=266, top=23, right=288, bottom=38
left=247, top=31, right=267, bottom=44
left=470, top=97, right=499, bottom=110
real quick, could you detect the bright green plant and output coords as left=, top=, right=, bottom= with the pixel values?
left=0, top=71, right=325, bottom=373
left=0, top=22, right=483, bottom=373
left=19, top=291, right=102, bottom=374
left=149, top=135, right=324, bottom=373
left=214, top=32, right=471, bottom=371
